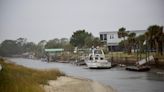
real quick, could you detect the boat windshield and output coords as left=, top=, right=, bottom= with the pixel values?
left=94, top=50, right=102, bottom=54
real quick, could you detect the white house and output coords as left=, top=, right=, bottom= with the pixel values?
left=99, top=30, right=147, bottom=51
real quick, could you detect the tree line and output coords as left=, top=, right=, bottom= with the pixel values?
left=117, top=25, right=164, bottom=55
left=0, top=30, right=102, bottom=57
left=0, top=25, right=163, bottom=57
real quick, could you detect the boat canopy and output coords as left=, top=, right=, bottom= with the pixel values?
left=45, top=48, right=64, bottom=52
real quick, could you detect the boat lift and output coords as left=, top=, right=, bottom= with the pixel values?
left=126, top=55, right=155, bottom=71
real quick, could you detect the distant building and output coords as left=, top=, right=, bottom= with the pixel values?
left=22, top=52, right=35, bottom=59
left=99, top=30, right=147, bottom=51
left=44, top=48, right=64, bottom=62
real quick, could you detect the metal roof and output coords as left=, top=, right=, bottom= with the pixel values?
left=99, top=30, right=147, bottom=34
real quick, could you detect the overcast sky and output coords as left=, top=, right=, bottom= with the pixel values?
left=0, top=0, right=164, bottom=43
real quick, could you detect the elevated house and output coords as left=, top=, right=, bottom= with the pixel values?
left=99, top=30, right=147, bottom=51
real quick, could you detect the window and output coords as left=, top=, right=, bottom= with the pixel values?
left=104, top=34, right=107, bottom=40
left=100, top=34, right=107, bottom=40
left=110, top=34, right=114, bottom=39
left=100, top=34, right=103, bottom=40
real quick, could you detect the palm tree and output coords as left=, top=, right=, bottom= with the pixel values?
left=146, top=25, right=163, bottom=55
left=127, top=32, right=136, bottom=54
left=159, top=28, right=164, bottom=55
left=117, top=27, right=129, bottom=52
left=136, top=34, right=145, bottom=53
left=136, top=34, right=146, bottom=60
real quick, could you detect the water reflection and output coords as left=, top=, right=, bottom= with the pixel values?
left=146, top=72, right=164, bottom=81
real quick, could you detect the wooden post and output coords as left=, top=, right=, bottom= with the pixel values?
left=0, top=64, right=2, bottom=71
left=119, top=53, right=121, bottom=64
left=125, top=57, right=127, bottom=65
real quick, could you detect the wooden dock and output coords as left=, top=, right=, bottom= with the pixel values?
left=126, top=66, right=150, bottom=72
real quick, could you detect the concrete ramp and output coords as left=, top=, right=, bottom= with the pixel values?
left=137, top=55, right=154, bottom=66
left=146, top=55, right=154, bottom=61
left=138, top=59, right=146, bottom=65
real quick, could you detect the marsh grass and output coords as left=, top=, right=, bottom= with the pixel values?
left=0, top=59, right=65, bottom=92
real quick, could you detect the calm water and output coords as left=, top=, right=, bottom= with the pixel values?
left=9, top=58, right=164, bottom=92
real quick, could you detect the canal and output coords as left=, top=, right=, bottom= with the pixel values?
left=9, top=58, right=164, bottom=92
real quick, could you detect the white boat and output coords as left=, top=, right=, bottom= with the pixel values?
left=85, top=48, right=111, bottom=68
left=41, top=58, right=48, bottom=62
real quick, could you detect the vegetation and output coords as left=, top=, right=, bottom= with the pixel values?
left=127, top=32, right=136, bottom=54
left=117, top=27, right=129, bottom=52
left=70, top=29, right=103, bottom=48
left=136, top=34, right=145, bottom=53
left=0, top=40, right=21, bottom=56
left=117, top=25, right=164, bottom=56
left=70, top=30, right=93, bottom=48
left=117, top=27, right=137, bottom=54
left=0, top=58, right=64, bottom=92
left=0, top=37, right=73, bottom=58
left=0, top=38, right=36, bottom=57
left=146, top=25, right=164, bottom=55
left=0, top=25, right=163, bottom=58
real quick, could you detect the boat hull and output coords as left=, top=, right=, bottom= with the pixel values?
left=85, top=60, right=111, bottom=69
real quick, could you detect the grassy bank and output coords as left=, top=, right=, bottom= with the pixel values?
left=106, top=52, right=164, bottom=66
left=0, top=58, right=65, bottom=92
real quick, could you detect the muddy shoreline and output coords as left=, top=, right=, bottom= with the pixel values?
left=43, top=76, right=116, bottom=92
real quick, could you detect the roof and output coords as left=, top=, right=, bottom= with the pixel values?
left=45, top=48, right=64, bottom=52
left=99, top=30, right=147, bottom=34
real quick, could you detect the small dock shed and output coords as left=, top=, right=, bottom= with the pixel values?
left=45, top=48, right=64, bottom=61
